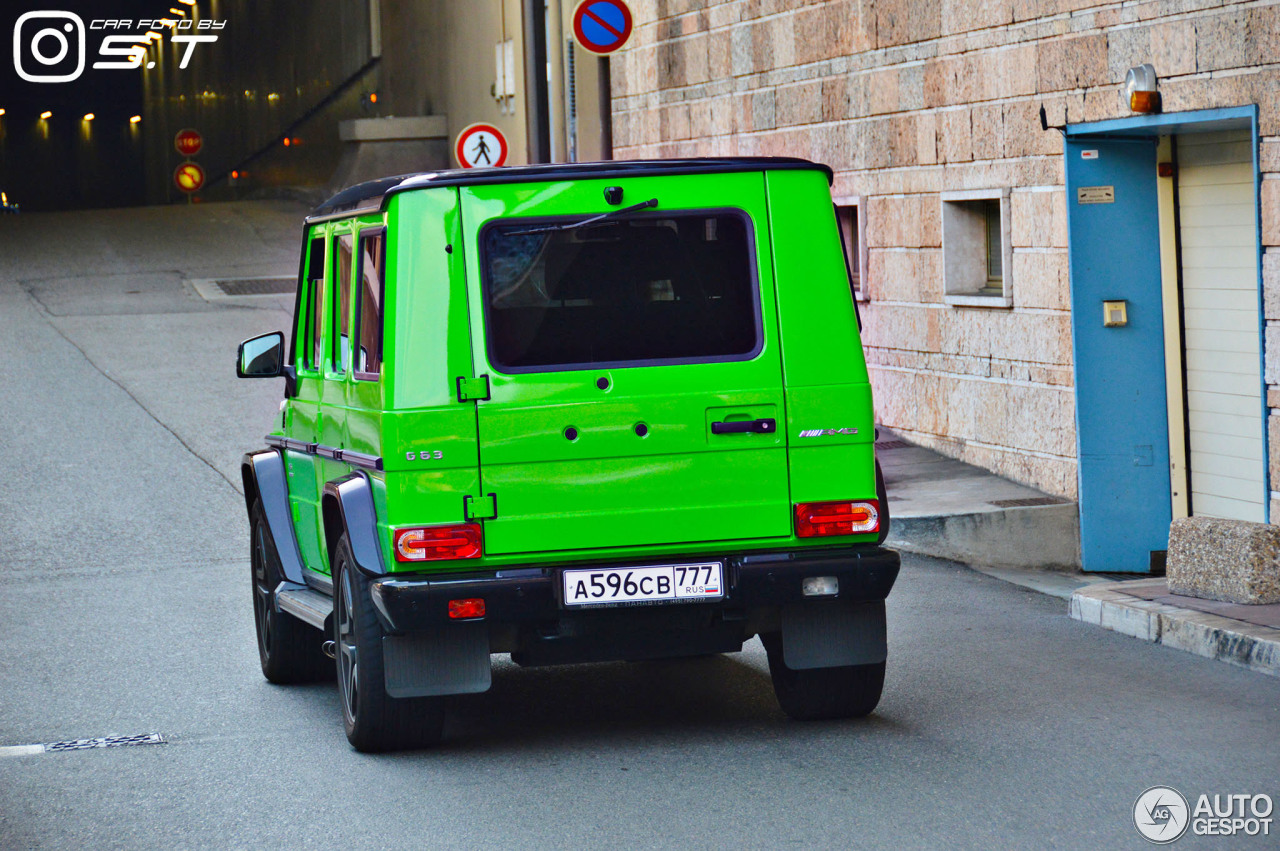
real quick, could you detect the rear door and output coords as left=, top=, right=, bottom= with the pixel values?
left=285, top=231, right=327, bottom=572
left=460, top=173, right=791, bottom=556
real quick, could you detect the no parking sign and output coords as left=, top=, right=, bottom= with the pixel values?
left=572, top=0, right=633, bottom=55
left=173, top=162, right=205, bottom=193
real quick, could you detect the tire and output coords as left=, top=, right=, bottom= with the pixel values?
left=333, top=535, right=445, bottom=752
left=250, top=500, right=331, bottom=684
left=761, top=632, right=885, bottom=721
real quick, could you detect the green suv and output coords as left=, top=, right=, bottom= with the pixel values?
left=238, top=158, right=899, bottom=751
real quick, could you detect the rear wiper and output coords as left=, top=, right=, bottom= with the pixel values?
left=507, top=198, right=658, bottom=236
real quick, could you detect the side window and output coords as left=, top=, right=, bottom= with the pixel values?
left=302, top=236, right=325, bottom=371
left=353, top=229, right=386, bottom=379
left=331, top=233, right=354, bottom=375
left=835, top=200, right=866, bottom=302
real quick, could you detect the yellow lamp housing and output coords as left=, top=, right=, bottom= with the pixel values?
left=1124, top=64, right=1161, bottom=114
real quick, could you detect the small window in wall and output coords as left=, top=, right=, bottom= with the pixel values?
left=331, top=233, right=354, bottom=374
left=303, top=236, right=326, bottom=371
left=941, top=188, right=1012, bottom=307
left=834, top=199, right=868, bottom=302
left=353, top=229, right=385, bottom=380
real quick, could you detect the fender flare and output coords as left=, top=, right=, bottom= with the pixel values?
left=241, top=449, right=306, bottom=585
left=322, top=473, right=387, bottom=576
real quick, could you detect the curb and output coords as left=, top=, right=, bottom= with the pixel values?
left=887, top=502, right=1081, bottom=571
left=1070, top=583, right=1280, bottom=677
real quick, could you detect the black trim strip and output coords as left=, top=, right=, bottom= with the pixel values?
left=342, top=450, right=384, bottom=472
left=263, top=437, right=383, bottom=471
left=308, top=158, right=833, bottom=221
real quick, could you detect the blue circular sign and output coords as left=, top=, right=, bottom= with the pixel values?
left=572, top=0, right=633, bottom=55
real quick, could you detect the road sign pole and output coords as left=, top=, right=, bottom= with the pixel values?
left=598, top=56, right=612, bottom=160
left=570, top=1, right=630, bottom=161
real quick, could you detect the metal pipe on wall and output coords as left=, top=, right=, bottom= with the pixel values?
left=522, top=0, right=551, bottom=162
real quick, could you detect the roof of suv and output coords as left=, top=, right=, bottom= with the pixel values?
left=308, top=157, right=833, bottom=221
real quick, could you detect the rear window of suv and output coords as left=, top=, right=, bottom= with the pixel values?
left=480, top=211, right=761, bottom=371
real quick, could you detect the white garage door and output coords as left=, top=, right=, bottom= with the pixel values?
left=1177, top=130, right=1265, bottom=521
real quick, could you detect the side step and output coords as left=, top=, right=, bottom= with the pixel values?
left=275, top=583, right=332, bottom=630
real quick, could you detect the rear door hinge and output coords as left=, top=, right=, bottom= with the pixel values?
left=464, top=493, right=498, bottom=521
left=456, top=374, right=491, bottom=403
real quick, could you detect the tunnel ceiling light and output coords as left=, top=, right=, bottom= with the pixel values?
left=82, top=113, right=94, bottom=121
left=129, top=115, right=142, bottom=123
left=178, top=0, right=195, bottom=5
left=0, top=108, right=6, bottom=116
left=40, top=110, right=52, bottom=119
left=1124, top=63, right=1161, bottom=114
left=169, top=7, right=186, bottom=14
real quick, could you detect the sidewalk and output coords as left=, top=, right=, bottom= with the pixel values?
left=1070, top=579, right=1280, bottom=677
left=877, top=430, right=1280, bottom=677
left=878, top=429, right=1082, bottom=573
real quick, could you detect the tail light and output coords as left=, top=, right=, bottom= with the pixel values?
left=393, top=523, right=483, bottom=562
left=448, top=598, right=486, bottom=619
left=795, top=500, right=879, bottom=538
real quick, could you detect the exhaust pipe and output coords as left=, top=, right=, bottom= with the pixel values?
left=321, top=640, right=336, bottom=659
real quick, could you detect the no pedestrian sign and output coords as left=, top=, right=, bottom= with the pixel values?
left=455, top=123, right=508, bottom=169
left=173, top=162, right=205, bottom=193
left=174, top=129, right=203, bottom=157
left=572, top=0, right=633, bottom=55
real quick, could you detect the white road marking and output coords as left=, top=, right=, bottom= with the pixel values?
left=0, top=744, right=46, bottom=758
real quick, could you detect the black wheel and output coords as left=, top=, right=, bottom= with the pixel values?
left=761, top=632, right=885, bottom=721
left=334, top=535, right=445, bottom=752
left=250, top=500, right=331, bottom=684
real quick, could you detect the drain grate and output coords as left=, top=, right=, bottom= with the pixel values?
left=214, top=277, right=295, bottom=296
left=43, top=733, right=165, bottom=752
left=875, top=440, right=912, bottom=450
left=989, top=496, right=1070, bottom=508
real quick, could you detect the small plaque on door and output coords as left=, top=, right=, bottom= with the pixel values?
left=1077, top=186, right=1115, bottom=205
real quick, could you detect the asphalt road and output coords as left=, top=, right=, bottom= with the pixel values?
left=1, top=202, right=1277, bottom=850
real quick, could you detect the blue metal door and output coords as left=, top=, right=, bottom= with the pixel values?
left=1065, top=136, right=1171, bottom=572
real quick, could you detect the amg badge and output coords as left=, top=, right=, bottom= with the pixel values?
left=799, top=428, right=859, bottom=438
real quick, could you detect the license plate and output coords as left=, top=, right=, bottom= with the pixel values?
left=562, top=562, right=724, bottom=607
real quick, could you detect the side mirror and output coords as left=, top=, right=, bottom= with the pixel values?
left=237, top=331, right=285, bottom=378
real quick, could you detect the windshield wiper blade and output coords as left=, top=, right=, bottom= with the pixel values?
left=507, top=198, right=659, bottom=236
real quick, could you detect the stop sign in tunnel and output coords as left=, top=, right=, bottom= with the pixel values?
left=174, top=129, right=203, bottom=157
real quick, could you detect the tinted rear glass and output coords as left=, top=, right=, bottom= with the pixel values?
left=480, top=211, right=760, bottom=371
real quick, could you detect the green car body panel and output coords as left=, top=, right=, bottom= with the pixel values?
left=239, top=158, right=899, bottom=744
left=285, top=170, right=877, bottom=573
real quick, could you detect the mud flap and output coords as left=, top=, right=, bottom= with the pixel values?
left=381, top=622, right=492, bottom=697
left=780, top=599, right=886, bottom=670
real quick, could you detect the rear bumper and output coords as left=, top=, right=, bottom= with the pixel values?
left=369, top=545, right=900, bottom=635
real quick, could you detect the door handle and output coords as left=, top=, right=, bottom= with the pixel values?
left=711, top=418, right=777, bottom=435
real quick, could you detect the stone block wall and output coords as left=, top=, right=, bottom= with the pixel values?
left=613, top=0, right=1280, bottom=502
